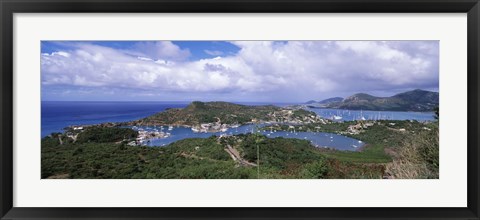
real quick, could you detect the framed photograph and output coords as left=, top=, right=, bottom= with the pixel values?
left=1, top=0, right=479, bottom=219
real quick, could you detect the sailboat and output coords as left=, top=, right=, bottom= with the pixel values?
left=333, top=115, right=342, bottom=120
left=351, top=139, right=358, bottom=148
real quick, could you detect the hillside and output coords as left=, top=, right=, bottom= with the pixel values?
left=325, top=89, right=438, bottom=111
left=41, top=129, right=385, bottom=179
left=318, top=97, right=344, bottom=104
left=306, top=97, right=344, bottom=107
left=42, top=120, right=438, bottom=179
left=124, top=101, right=318, bottom=126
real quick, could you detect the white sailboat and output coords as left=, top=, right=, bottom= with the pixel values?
left=351, top=139, right=358, bottom=148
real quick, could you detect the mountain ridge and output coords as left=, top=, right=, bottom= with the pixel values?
left=308, top=89, right=438, bottom=111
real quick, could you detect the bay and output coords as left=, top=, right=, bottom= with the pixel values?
left=41, top=101, right=435, bottom=151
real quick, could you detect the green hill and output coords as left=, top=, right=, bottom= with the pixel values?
left=318, top=97, right=344, bottom=104
left=41, top=131, right=386, bottom=179
left=326, top=89, right=438, bottom=111
left=124, top=101, right=315, bottom=126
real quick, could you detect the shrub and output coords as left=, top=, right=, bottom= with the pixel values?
left=76, top=127, right=137, bottom=143
left=385, top=125, right=439, bottom=179
left=301, top=158, right=329, bottom=178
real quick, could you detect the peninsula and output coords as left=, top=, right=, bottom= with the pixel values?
left=120, top=101, right=325, bottom=132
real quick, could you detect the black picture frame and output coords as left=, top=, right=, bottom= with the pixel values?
left=1, top=0, right=479, bottom=219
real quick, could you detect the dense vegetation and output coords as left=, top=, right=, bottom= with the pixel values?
left=385, top=124, right=439, bottom=178
left=123, top=101, right=282, bottom=126
left=76, top=127, right=138, bottom=143
left=263, top=118, right=439, bottom=178
left=42, top=126, right=397, bottom=179
left=120, top=101, right=319, bottom=127
left=42, top=98, right=439, bottom=179
left=42, top=117, right=438, bottom=179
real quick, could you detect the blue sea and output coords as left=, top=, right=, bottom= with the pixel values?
left=41, top=101, right=189, bottom=137
left=41, top=101, right=293, bottom=137
left=42, top=101, right=435, bottom=151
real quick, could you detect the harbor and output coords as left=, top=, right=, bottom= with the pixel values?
left=128, top=123, right=366, bottom=151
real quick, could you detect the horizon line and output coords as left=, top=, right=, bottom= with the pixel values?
left=41, top=100, right=304, bottom=103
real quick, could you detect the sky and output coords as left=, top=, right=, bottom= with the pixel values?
left=41, top=41, right=439, bottom=103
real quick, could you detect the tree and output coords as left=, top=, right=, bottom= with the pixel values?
left=434, top=107, right=439, bottom=120
left=253, top=122, right=265, bottom=179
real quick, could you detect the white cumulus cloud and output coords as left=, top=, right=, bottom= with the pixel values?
left=41, top=41, right=439, bottom=101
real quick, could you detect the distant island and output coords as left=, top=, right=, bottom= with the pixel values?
left=306, top=89, right=438, bottom=111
